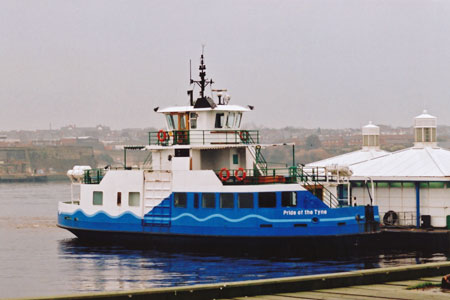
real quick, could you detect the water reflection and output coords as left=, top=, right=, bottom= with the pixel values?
left=58, top=238, right=448, bottom=294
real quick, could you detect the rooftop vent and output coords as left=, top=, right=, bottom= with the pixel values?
left=414, top=110, right=437, bottom=147
left=362, top=121, right=380, bottom=150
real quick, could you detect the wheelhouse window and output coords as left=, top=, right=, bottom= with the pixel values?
left=238, top=193, right=253, bottom=208
left=258, top=192, right=276, bottom=208
left=220, top=193, right=234, bottom=208
left=202, top=193, right=216, bottom=208
left=235, top=113, right=242, bottom=128
left=179, top=114, right=186, bottom=130
left=215, top=113, right=225, bottom=128
left=226, top=112, right=235, bottom=128
left=166, top=115, right=175, bottom=130
left=129, top=192, right=140, bottom=207
left=281, top=192, right=297, bottom=207
left=174, top=193, right=187, bottom=208
left=93, top=191, right=103, bottom=206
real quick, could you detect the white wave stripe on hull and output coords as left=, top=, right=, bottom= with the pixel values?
left=170, top=213, right=358, bottom=223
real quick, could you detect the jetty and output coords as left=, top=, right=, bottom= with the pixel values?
left=10, top=261, right=450, bottom=300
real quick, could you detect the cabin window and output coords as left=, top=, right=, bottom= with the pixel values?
left=258, top=192, right=276, bottom=208
left=238, top=193, right=253, bottom=208
left=117, top=192, right=122, bottom=206
left=232, top=154, right=239, bottom=165
left=174, top=193, right=187, bottom=208
left=190, top=113, right=198, bottom=129
left=235, top=113, right=242, bottom=128
left=175, top=149, right=190, bottom=157
left=215, top=113, right=225, bottom=128
left=220, top=193, right=234, bottom=208
left=194, top=193, right=199, bottom=208
left=281, top=192, right=297, bottom=207
left=93, top=191, right=103, bottom=206
left=166, top=115, right=175, bottom=130
left=129, top=192, right=140, bottom=207
left=226, top=112, right=235, bottom=128
left=202, top=193, right=216, bottom=208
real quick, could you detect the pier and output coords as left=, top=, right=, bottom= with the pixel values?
left=12, top=262, right=450, bottom=300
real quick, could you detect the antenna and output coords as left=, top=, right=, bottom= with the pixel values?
left=189, top=59, right=193, bottom=84
left=188, top=48, right=214, bottom=103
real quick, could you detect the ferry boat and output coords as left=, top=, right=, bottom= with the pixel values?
left=58, top=54, right=380, bottom=255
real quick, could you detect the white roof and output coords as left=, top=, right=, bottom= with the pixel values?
left=158, top=104, right=250, bottom=113
left=351, top=146, right=450, bottom=180
left=307, top=149, right=389, bottom=168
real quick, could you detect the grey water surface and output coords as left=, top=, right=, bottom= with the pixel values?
left=0, top=182, right=448, bottom=299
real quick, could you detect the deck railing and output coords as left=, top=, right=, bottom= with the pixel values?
left=148, top=130, right=259, bottom=146
left=215, top=167, right=298, bottom=185
left=83, top=169, right=106, bottom=184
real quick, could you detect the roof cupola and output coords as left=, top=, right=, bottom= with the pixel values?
left=362, top=121, right=380, bottom=150
left=414, top=110, right=437, bottom=148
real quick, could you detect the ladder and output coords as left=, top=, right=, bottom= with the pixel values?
left=142, top=170, right=172, bottom=227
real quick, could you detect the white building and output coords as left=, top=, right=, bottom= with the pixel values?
left=306, top=122, right=389, bottom=205
left=350, top=111, right=450, bottom=228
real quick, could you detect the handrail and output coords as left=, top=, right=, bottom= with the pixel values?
left=148, top=130, right=260, bottom=146
left=296, top=166, right=341, bottom=208
left=215, top=167, right=296, bottom=185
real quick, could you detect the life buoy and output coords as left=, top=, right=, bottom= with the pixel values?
left=239, top=130, right=249, bottom=142
left=157, top=130, right=168, bottom=142
left=383, top=210, right=398, bottom=226
left=219, top=168, right=230, bottom=181
left=235, top=168, right=246, bottom=181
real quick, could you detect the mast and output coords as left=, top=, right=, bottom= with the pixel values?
left=189, top=49, right=214, bottom=105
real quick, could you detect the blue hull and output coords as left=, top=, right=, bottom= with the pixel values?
left=58, top=191, right=380, bottom=255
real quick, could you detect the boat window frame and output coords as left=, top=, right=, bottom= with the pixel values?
left=226, top=112, right=235, bottom=128
left=238, top=193, right=254, bottom=208
left=215, top=113, right=225, bottom=129
left=202, top=193, right=216, bottom=208
left=281, top=191, right=297, bottom=207
left=235, top=113, right=242, bottom=128
left=174, top=193, right=188, bottom=208
left=166, top=114, right=175, bottom=130
left=258, top=192, right=277, bottom=208
left=220, top=193, right=234, bottom=209
left=93, top=191, right=103, bottom=206
left=128, top=192, right=140, bottom=207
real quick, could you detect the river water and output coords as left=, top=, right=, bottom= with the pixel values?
left=0, top=182, right=449, bottom=299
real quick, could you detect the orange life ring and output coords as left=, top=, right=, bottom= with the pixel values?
left=235, top=168, right=247, bottom=181
left=219, top=168, right=230, bottom=181
left=157, top=130, right=167, bottom=142
left=239, top=130, right=249, bottom=142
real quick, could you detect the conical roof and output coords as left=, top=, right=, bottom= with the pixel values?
left=351, top=146, right=450, bottom=180
left=307, top=148, right=388, bottom=168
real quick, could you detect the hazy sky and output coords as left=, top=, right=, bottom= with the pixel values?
left=1, top=0, right=450, bottom=130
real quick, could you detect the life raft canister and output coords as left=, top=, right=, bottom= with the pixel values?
left=235, top=168, right=247, bottom=181
left=219, top=168, right=230, bottom=181
left=157, top=130, right=168, bottom=142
